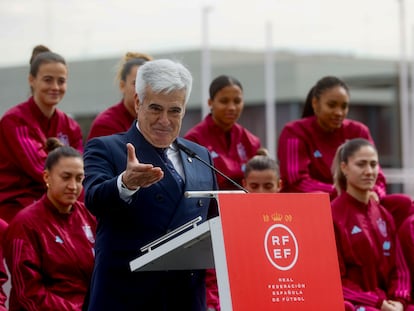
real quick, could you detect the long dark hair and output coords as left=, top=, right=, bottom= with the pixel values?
left=301, top=76, right=350, bottom=118
left=116, top=51, right=153, bottom=83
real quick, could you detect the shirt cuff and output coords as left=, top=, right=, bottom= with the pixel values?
left=117, top=173, right=139, bottom=202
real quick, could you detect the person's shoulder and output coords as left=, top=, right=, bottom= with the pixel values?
left=380, top=196, right=414, bottom=229
left=279, top=117, right=313, bottom=140
left=4, top=202, right=48, bottom=245
left=7, top=200, right=43, bottom=229
left=184, top=119, right=208, bottom=138
left=330, top=195, right=341, bottom=208
left=234, top=123, right=260, bottom=138
left=282, top=117, right=312, bottom=130
left=94, top=102, right=125, bottom=121
left=330, top=192, right=349, bottom=213
left=178, top=137, right=205, bottom=148
left=86, top=129, right=128, bottom=149
left=330, top=195, right=350, bottom=228
left=232, top=123, right=261, bottom=149
left=86, top=132, right=120, bottom=144
left=88, top=103, right=131, bottom=138
left=0, top=219, right=7, bottom=234
left=342, top=118, right=369, bottom=131
left=341, top=119, right=373, bottom=140
left=0, top=98, right=31, bottom=121
left=233, top=122, right=251, bottom=134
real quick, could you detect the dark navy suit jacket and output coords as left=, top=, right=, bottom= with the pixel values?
left=83, top=123, right=218, bottom=311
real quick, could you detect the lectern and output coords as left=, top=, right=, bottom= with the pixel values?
left=130, top=192, right=345, bottom=311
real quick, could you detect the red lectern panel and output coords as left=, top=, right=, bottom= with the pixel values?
left=217, top=193, right=344, bottom=311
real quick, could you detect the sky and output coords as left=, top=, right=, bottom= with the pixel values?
left=1, top=0, right=414, bottom=67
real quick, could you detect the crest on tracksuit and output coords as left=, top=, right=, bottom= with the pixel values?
left=377, top=218, right=387, bottom=238
left=83, top=225, right=95, bottom=243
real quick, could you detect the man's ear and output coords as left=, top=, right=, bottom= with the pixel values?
left=134, top=93, right=140, bottom=115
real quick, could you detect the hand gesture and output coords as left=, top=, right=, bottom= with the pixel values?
left=122, top=143, right=164, bottom=189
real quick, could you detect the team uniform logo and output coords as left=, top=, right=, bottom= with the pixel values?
left=83, top=225, right=95, bottom=243
left=313, top=150, right=322, bottom=158
left=377, top=218, right=387, bottom=238
left=57, top=132, right=70, bottom=146
left=237, top=143, right=247, bottom=162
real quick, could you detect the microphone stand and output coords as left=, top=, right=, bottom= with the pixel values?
left=177, top=143, right=249, bottom=193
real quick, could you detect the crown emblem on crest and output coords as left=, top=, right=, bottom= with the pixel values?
left=271, top=213, right=283, bottom=222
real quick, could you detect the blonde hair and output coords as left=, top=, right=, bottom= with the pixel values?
left=255, top=148, right=269, bottom=156
left=115, top=52, right=153, bottom=84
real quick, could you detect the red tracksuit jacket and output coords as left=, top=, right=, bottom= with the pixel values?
left=3, top=195, right=96, bottom=311
left=277, top=116, right=386, bottom=199
left=0, top=97, right=83, bottom=222
left=87, top=100, right=135, bottom=140
left=332, top=192, right=412, bottom=308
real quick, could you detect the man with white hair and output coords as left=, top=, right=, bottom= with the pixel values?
left=84, top=59, right=218, bottom=310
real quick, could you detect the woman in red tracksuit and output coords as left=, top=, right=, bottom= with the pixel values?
left=331, top=138, right=414, bottom=311
left=0, top=45, right=83, bottom=223
left=3, top=141, right=96, bottom=311
left=277, top=76, right=386, bottom=200
left=185, top=75, right=261, bottom=311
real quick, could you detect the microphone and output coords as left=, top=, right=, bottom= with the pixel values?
left=176, top=142, right=248, bottom=193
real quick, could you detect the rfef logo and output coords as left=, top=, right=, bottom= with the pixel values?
left=264, top=224, right=298, bottom=271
